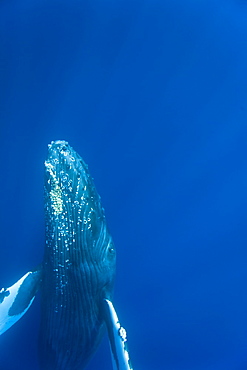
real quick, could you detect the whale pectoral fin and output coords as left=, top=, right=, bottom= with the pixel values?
left=0, top=266, right=42, bottom=335
left=103, top=299, right=133, bottom=370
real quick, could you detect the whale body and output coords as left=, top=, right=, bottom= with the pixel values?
left=0, top=141, right=133, bottom=370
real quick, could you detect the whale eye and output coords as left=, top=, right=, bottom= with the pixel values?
left=108, top=246, right=115, bottom=255
left=107, top=242, right=116, bottom=260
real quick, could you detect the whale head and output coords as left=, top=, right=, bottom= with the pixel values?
left=44, top=140, right=116, bottom=295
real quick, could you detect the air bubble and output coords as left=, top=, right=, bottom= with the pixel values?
left=62, top=175, right=68, bottom=183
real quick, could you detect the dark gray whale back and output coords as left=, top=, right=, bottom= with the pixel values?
left=39, top=141, right=116, bottom=369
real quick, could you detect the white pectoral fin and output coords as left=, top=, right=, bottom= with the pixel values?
left=103, top=299, right=133, bottom=370
left=0, top=266, right=42, bottom=335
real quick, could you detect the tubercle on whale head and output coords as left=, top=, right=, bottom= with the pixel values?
left=44, top=140, right=102, bottom=218
left=45, top=140, right=89, bottom=197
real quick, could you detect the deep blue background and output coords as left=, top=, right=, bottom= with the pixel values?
left=1, top=0, right=247, bottom=369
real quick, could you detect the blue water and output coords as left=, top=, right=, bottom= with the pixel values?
left=0, top=1, right=247, bottom=369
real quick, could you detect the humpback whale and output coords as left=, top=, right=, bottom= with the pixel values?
left=0, top=141, right=133, bottom=370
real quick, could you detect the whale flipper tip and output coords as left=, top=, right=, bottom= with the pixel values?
left=0, top=266, right=42, bottom=335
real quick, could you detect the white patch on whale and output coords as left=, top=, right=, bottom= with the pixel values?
left=0, top=272, right=35, bottom=335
